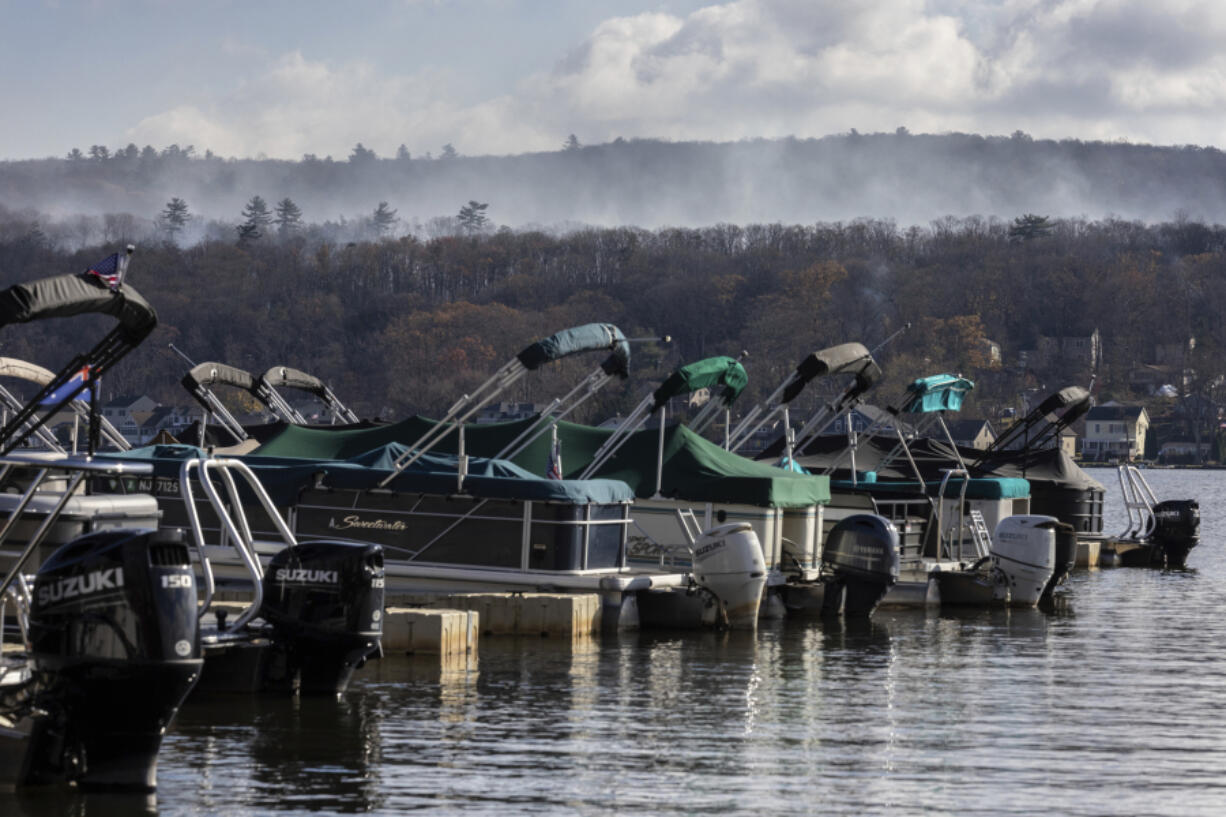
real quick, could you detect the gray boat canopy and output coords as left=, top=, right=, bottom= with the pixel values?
left=728, top=341, right=882, bottom=454
left=783, top=342, right=881, bottom=404
left=261, top=365, right=360, bottom=424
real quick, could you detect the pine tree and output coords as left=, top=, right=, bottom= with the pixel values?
left=564, top=134, right=580, bottom=151
left=237, top=195, right=272, bottom=244
left=457, top=200, right=489, bottom=234
left=372, top=202, right=399, bottom=236
left=160, top=197, right=190, bottom=241
left=440, top=143, right=458, bottom=160
left=274, top=198, right=303, bottom=237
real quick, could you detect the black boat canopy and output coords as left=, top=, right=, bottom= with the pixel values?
left=0, top=273, right=156, bottom=341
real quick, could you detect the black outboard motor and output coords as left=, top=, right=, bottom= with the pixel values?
left=820, top=515, right=901, bottom=617
left=24, top=528, right=201, bottom=790
left=259, top=541, right=384, bottom=695
left=1042, top=521, right=1078, bottom=599
left=1151, top=499, right=1200, bottom=567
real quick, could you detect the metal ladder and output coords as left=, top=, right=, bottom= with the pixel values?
left=968, top=509, right=993, bottom=559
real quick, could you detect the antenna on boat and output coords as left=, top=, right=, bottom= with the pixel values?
left=168, top=343, right=197, bottom=368
left=870, top=322, right=911, bottom=356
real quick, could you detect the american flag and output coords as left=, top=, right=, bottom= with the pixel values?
left=547, top=434, right=563, bottom=480
left=38, top=366, right=91, bottom=406
left=83, top=252, right=125, bottom=291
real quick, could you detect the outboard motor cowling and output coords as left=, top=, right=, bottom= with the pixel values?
left=821, top=514, right=900, bottom=617
left=691, top=523, right=767, bottom=629
left=993, top=516, right=1058, bottom=607
left=260, top=540, right=385, bottom=694
left=25, top=528, right=201, bottom=790
left=1152, top=499, right=1199, bottom=567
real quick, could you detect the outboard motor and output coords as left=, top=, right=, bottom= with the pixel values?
left=260, top=541, right=385, bottom=695
left=1043, top=520, right=1077, bottom=599
left=1151, top=499, right=1200, bottom=567
left=993, top=516, right=1058, bottom=607
left=25, top=528, right=201, bottom=790
left=691, top=523, right=767, bottom=629
left=820, top=515, right=900, bottom=617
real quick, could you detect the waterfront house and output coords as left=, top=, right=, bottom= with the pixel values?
left=1082, top=403, right=1149, bottom=461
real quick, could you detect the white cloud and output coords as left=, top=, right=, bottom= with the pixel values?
left=128, top=0, right=1226, bottom=158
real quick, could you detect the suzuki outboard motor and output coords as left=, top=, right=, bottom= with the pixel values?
left=25, top=528, right=201, bottom=790
left=993, top=516, right=1059, bottom=607
left=1152, top=499, right=1200, bottom=567
left=691, top=523, right=767, bottom=629
left=260, top=541, right=384, bottom=695
left=820, top=515, right=900, bottom=617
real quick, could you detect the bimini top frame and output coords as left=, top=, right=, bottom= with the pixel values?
left=181, top=360, right=308, bottom=442
left=261, top=365, right=360, bottom=425
left=976, top=385, right=1091, bottom=462
left=379, top=322, right=631, bottom=486
left=579, top=355, right=749, bottom=486
left=727, top=342, right=881, bottom=455
left=0, top=247, right=156, bottom=456
left=0, top=356, right=130, bottom=452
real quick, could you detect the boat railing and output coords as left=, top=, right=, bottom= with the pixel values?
left=864, top=495, right=933, bottom=562
left=179, top=457, right=299, bottom=631
left=934, top=468, right=990, bottom=563
left=1116, top=464, right=1158, bottom=540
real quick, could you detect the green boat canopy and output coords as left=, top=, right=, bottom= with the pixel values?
left=515, top=323, right=630, bottom=377
left=652, top=356, right=748, bottom=409
left=901, top=374, right=974, bottom=413
left=255, top=415, right=830, bottom=508
left=0, top=273, right=157, bottom=341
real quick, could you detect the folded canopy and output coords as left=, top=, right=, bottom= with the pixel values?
left=0, top=273, right=157, bottom=341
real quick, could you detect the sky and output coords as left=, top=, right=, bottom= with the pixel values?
left=4, top=0, right=1226, bottom=161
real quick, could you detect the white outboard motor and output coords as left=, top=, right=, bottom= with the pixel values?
left=691, top=522, right=767, bottom=629
left=993, top=515, right=1059, bottom=607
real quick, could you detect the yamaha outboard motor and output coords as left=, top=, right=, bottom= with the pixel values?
left=1151, top=499, right=1200, bottom=567
left=25, top=528, right=201, bottom=790
left=1043, top=520, right=1077, bottom=599
left=260, top=541, right=384, bottom=695
left=821, top=515, right=900, bottom=617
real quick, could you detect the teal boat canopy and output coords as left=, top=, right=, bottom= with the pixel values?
left=652, top=356, right=748, bottom=410
left=832, top=475, right=1030, bottom=500
left=901, top=374, right=974, bottom=413
left=515, top=323, right=629, bottom=377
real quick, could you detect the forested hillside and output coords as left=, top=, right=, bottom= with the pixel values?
left=4, top=132, right=1226, bottom=232
left=0, top=212, right=1221, bottom=434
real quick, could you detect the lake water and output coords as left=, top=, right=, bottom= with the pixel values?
left=5, top=467, right=1225, bottom=816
